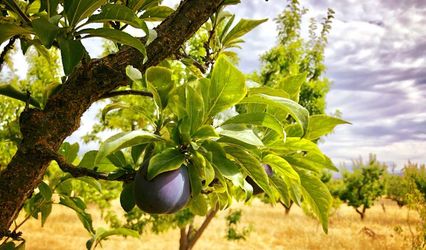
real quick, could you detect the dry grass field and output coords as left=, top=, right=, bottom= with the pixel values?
left=19, top=199, right=418, bottom=250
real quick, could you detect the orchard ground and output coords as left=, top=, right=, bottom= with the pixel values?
left=21, top=199, right=416, bottom=250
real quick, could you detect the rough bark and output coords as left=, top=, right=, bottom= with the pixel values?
left=0, top=0, right=225, bottom=233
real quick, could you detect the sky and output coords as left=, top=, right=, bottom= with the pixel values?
left=2, top=0, right=425, bottom=169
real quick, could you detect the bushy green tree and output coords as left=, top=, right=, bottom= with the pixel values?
left=253, top=0, right=334, bottom=116
left=339, top=154, right=387, bottom=219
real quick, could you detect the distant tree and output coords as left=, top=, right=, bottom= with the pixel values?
left=386, top=174, right=409, bottom=207
left=339, top=154, right=387, bottom=220
left=401, top=162, right=426, bottom=248
left=253, top=0, right=334, bottom=116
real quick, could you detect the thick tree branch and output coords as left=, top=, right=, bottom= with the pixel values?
left=0, top=0, right=225, bottom=233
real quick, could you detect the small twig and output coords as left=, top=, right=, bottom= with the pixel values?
left=0, top=36, right=18, bottom=72
left=175, top=50, right=207, bottom=74
left=48, top=150, right=135, bottom=182
left=100, top=90, right=153, bottom=99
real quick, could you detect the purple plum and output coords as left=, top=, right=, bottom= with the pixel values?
left=134, top=166, right=191, bottom=214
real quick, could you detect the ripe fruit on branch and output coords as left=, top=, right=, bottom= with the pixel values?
left=134, top=166, right=191, bottom=214
left=246, top=164, right=273, bottom=195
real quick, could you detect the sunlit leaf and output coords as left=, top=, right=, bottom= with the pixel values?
left=147, top=148, right=185, bottom=180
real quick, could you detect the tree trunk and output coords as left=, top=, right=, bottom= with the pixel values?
left=0, top=0, right=225, bottom=235
left=279, top=201, right=293, bottom=215
left=179, top=208, right=218, bottom=250
left=355, top=206, right=366, bottom=220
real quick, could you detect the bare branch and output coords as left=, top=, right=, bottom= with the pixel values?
left=100, top=90, right=153, bottom=99
left=0, top=36, right=18, bottom=72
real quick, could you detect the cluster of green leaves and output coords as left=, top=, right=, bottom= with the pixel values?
left=338, top=154, right=387, bottom=219
left=87, top=53, right=347, bottom=233
left=186, top=6, right=267, bottom=65
left=1, top=0, right=174, bottom=76
left=22, top=142, right=139, bottom=250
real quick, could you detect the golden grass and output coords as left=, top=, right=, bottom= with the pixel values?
left=19, top=199, right=417, bottom=250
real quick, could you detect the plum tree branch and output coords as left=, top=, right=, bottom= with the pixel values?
left=100, top=90, right=153, bottom=99
left=48, top=151, right=135, bottom=182
left=0, top=0, right=226, bottom=234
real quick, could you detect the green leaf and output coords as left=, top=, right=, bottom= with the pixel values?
left=222, top=112, right=284, bottom=139
left=192, top=125, right=219, bottom=140
left=59, top=142, right=79, bottom=164
left=202, top=141, right=243, bottom=186
left=38, top=181, right=52, bottom=200
left=107, top=151, right=127, bottom=169
left=77, top=176, right=102, bottom=192
left=40, top=202, right=52, bottom=226
left=191, top=151, right=215, bottom=186
left=78, top=150, right=117, bottom=172
left=0, top=242, right=15, bottom=250
left=79, top=28, right=146, bottom=57
left=188, top=194, right=207, bottom=216
left=270, top=175, right=290, bottom=206
left=305, top=115, right=350, bottom=140
left=140, top=6, right=174, bottom=21
left=224, top=146, right=273, bottom=196
left=88, top=4, right=144, bottom=28
left=58, top=38, right=85, bottom=75
left=269, top=137, right=323, bottom=156
left=64, top=0, right=107, bottom=27
left=26, top=0, right=41, bottom=14
left=219, top=129, right=264, bottom=147
left=147, top=148, right=185, bottom=180
left=120, top=182, right=135, bottom=212
left=32, top=16, right=59, bottom=47
left=263, top=154, right=300, bottom=182
left=59, top=196, right=95, bottom=234
left=298, top=170, right=333, bottom=233
left=128, top=0, right=160, bottom=11
left=207, top=56, right=246, bottom=118
left=248, top=86, right=290, bottom=98
left=131, top=144, right=146, bottom=164
left=188, top=164, right=202, bottom=196
left=95, top=227, right=139, bottom=242
left=101, top=103, right=130, bottom=122
left=145, top=66, right=173, bottom=109
left=240, top=94, right=309, bottom=136
left=287, top=152, right=338, bottom=172
left=47, top=0, right=59, bottom=17
left=185, top=85, right=204, bottom=134
left=0, top=84, right=41, bottom=108
left=222, top=18, right=267, bottom=47
left=126, top=65, right=143, bottom=83
left=95, top=130, right=161, bottom=164
left=277, top=73, right=307, bottom=101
